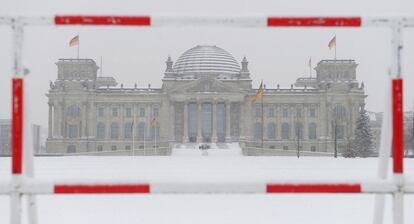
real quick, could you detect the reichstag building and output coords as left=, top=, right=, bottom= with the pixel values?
left=46, top=45, right=366, bottom=155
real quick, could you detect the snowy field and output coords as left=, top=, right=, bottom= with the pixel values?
left=0, top=156, right=414, bottom=224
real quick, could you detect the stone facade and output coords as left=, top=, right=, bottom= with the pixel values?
left=46, top=45, right=366, bottom=155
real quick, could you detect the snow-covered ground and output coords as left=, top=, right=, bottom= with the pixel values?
left=0, top=156, right=413, bottom=224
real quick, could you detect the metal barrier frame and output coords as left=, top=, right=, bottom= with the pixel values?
left=0, top=15, right=412, bottom=224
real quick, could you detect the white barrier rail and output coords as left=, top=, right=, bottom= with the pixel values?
left=0, top=14, right=410, bottom=224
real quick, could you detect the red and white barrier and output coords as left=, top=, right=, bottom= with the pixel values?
left=0, top=14, right=411, bottom=224
left=1, top=180, right=410, bottom=195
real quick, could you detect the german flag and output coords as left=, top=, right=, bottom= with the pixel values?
left=69, top=35, right=79, bottom=47
left=250, top=81, right=264, bottom=104
left=328, top=36, right=336, bottom=50
left=149, top=118, right=157, bottom=127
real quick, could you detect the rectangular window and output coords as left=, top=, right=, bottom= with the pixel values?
left=125, top=145, right=131, bottom=150
left=112, top=108, right=118, bottom=117
left=310, top=108, right=316, bottom=117
left=283, top=108, right=289, bottom=118
left=126, top=108, right=132, bottom=117
left=311, top=146, right=316, bottom=152
left=111, top=145, right=117, bottom=151
left=296, top=108, right=302, bottom=118
left=68, top=125, right=78, bottom=139
left=267, top=108, right=275, bottom=117
left=139, top=108, right=145, bottom=117
left=97, top=145, right=103, bottom=151
left=153, top=107, right=159, bottom=117
left=283, top=146, right=288, bottom=150
left=124, top=123, right=133, bottom=139
left=98, top=107, right=104, bottom=117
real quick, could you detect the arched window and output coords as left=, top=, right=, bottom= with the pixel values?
left=124, top=122, right=133, bottom=139
left=66, top=105, right=81, bottom=118
left=281, top=123, right=290, bottom=140
left=110, top=122, right=119, bottom=139
left=67, top=145, right=76, bottom=153
left=138, top=122, right=146, bottom=140
left=267, top=123, right=276, bottom=140
left=334, top=104, right=346, bottom=120
left=96, top=123, right=105, bottom=139
left=309, top=123, right=317, bottom=139
left=254, top=122, right=262, bottom=140
left=295, top=123, right=303, bottom=139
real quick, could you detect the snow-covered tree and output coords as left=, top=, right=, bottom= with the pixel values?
left=342, top=138, right=357, bottom=158
left=352, top=107, right=373, bottom=157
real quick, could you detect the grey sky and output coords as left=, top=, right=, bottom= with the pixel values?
left=1, top=0, right=414, bottom=128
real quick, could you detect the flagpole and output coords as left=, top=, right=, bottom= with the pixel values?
left=144, top=125, right=146, bottom=155
left=132, top=108, right=135, bottom=157
left=261, top=83, right=264, bottom=149
left=77, top=33, right=80, bottom=59
left=334, top=34, right=337, bottom=60
left=309, top=57, right=312, bottom=78
left=154, top=122, right=157, bottom=154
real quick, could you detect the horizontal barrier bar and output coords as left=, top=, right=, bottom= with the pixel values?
left=55, top=184, right=150, bottom=194
left=1, top=15, right=414, bottom=27
left=266, top=183, right=361, bottom=193
left=267, top=17, right=361, bottom=27
left=0, top=180, right=408, bottom=194
left=55, top=15, right=151, bottom=26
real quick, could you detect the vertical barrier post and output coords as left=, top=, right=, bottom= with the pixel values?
left=10, top=19, right=24, bottom=224
left=373, top=75, right=392, bottom=224
left=391, top=25, right=404, bottom=224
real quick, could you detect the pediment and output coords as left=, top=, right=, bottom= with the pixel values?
left=170, top=76, right=241, bottom=94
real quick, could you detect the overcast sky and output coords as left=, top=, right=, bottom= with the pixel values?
left=1, top=0, right=414, bottom=128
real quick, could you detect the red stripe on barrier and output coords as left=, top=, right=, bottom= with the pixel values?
left=392, top=79, right=404, bottom=173
left=11, top=78, right=23, bottom=174
left=267, top=17, right=361, bottom=27
left=55, top=15, right=151, bottom=26
left=54, top=184, right=150, bottom=194
left=266, top=184, right=361, bottom=193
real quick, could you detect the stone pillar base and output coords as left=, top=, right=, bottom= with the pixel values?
left=225, top=136, right=232, bottom=143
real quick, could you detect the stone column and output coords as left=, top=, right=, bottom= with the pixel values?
left=106, top=104, right=111, bottom=139
left=60, top=101, right=65, bottom=138
left=225, top=101, right=231, bottom=142
left=290, top=106, right=295, bottom=140
left=146, top=104, right=151, bottom=140
left=304, top=105, right=309, bottom=140
left=212, top=100, right=217, bottom=143
left=53, top=101, right=60, bottom=137
left=48, top=102, right=53, bottom=138
left=133, top=104, right=138, bottom=140
left=81, top=102, right=87, bottom=138
left=183, top=102, right=188, bottom=143
left=120, top=104, right=124, bottom=139
left=197, top=102, right=203, bottom=143
left=170, top=102, right=175, bottom=141
left=89, top=102, right=96, bottom=138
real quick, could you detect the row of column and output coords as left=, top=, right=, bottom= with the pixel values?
left=181, top=101, right=231, bottom=143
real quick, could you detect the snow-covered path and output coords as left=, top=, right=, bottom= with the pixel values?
left=171, top=143, right=242, bottom=156
left=0, top=156, right=413, bottom=224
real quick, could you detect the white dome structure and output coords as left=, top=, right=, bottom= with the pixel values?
left=173, top=45, right=241, bottom=76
